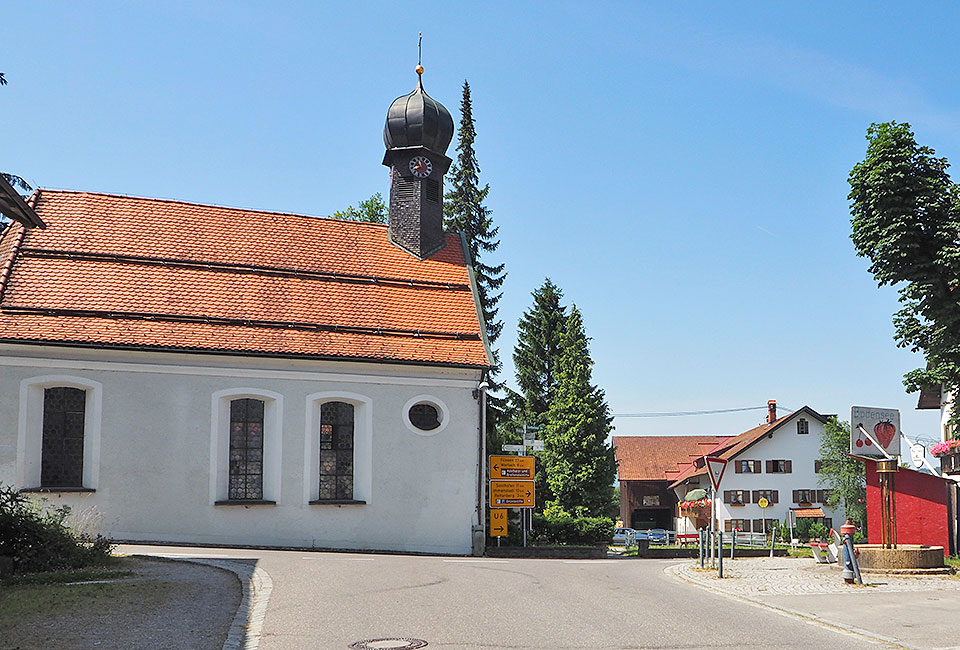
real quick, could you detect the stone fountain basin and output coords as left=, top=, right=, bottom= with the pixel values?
left=855, top=544, right=950, bottom=574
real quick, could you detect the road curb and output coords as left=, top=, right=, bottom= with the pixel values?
left=667, top=563, right=922, bottom=650
left=144, top=555, right=273, bottom=650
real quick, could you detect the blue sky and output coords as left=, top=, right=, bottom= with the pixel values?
left=5, top=2, right=959, bottom=448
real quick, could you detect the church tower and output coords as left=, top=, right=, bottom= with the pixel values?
left=382, top=59, right=454, bottom=259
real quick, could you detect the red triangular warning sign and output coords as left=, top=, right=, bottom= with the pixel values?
left=705, top=456, right=728, bottom=491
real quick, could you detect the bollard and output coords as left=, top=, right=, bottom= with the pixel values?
left=840, top=519, right=862, bottom=585
left=699, top=529, right=704, bottom=568
left=769, top=529, right=776, bottom=558
left=718, top=530, right=724, bottom=578
left=731, top=529, right=736, bottom=560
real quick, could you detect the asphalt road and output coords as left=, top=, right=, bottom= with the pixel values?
left=121, top=546, right=886, bottom=650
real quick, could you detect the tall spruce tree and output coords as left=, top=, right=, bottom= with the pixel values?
left=445, top=81, right=506, bottom=374
left=543, top=305, right=617, bottom=517
left=512, top=278, right=568, bottom=426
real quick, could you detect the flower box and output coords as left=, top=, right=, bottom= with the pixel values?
left=931, top=440, right=960, bottom=474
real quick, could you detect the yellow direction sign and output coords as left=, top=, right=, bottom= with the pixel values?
left=490, top=455, right=535, bottom=479
left=490, top=509, right=508, bottom=536
left=758, top=497, right=770, bottom=508
left=490, top=480, right=535, bottom=508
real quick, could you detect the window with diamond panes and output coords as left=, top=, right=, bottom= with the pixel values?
left=41, top=387, right=86, bottom=487
left=229, top=398, right=265, bottom=500
left=319, top=401, right=354, bottom=500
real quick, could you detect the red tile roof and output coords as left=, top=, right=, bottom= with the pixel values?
left=792, top=507, right=825, bottom=518
left=0, top=190, right=491, bottom=367
left=613, top=435, right=731, bottom=481
left=667, top=406, right=828, bottom=488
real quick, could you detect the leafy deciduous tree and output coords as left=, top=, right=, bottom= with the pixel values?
left=817, top=418, right=866, bottom=529
left=329, top=192, right=387, bottom=224
left=849, top=121, right=960, bottom=426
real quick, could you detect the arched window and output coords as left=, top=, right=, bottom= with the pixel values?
left=319, top=401, right=354, bottom=501
left=229, top=398, right=265, bottom=500
left=41, top=387, right=87, bottom=488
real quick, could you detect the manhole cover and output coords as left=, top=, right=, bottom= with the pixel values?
left=348, top=639, right=428, bottom=649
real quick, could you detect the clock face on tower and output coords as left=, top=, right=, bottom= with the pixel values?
left=409, top=155, right=432, bottom=178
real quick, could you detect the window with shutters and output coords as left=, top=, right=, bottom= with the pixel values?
left=752, top=489, right=778, bottom=504
left=726, top=519, right=749, bottom=532
left=752, top=518, right=776, bottom=533
left=724, top=490, right=748, bottom=505
left=767, top=459, right=792, bottom=473
left=229, top=398, right=265, bottom=500
left=795, top=489, right=815, bottom=504
left=735, top=460, right=761, bottom=473
left=41, top=387, right=86, bottom=488
left=797, top=418, right=809, bottom=434
left=318, top=401, right=354, bottom=501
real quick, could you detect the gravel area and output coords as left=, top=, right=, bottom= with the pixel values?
left=1, top=557, right=242, bottom=650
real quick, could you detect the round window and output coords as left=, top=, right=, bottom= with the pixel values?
left=409, top=403, right=441, bottom=431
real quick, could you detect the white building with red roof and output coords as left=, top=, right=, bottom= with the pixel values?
left=0, top=71, right=494, bottom=554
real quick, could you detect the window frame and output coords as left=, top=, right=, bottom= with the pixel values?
left=402, top=394, right=450, bottom=436
left=304, top=391, right=372, bottom=505
left=797, top=418, right=809, bottom=435
left=17, top=375, right=102, bottom=492
left=210, top=388, right=282, bottom=505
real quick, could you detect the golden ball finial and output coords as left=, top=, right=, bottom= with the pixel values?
left=416, top=64, right=424, bottom=76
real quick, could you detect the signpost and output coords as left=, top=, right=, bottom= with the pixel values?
left=850, top=406, right=901, bottom=458
left=704, top=457, right=727, bottom=575
left=490, top=509, right=507, bottom=538
left=490, top=455, right=535, bottom=479
left=490, top=480, right=535, bottom=508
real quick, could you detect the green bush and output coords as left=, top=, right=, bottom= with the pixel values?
left=0, top=483, right=113, bottom=574
left=530, top=505, right=614, bottom=545
left=808, top=522, right=829, bottom=542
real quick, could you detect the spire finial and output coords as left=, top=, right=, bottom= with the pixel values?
left=416, top=32, right=424, bottom=78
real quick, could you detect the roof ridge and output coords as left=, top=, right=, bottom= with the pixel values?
left=38, top=188, right=394, bottom=229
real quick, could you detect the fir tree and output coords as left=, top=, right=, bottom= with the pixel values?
left=543, top=305, right=617, bottom=517
left=444, top=80, right=506, bottom=373
left=511, top=278, right=568, bottom=425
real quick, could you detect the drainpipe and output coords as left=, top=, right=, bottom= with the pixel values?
left=473, top=374, right=490, bottom=556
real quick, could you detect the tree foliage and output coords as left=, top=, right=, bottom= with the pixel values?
left=849, top=121, right=960, bottom=424
left=329, top=192, right=387, bottom=224
left=444, top=81, right=506, bottom=369
left=817, top=418, right=866, bottom=528
left=511, top=278, right=568, bottom=424
left=543, top=305, right=617, bottom=517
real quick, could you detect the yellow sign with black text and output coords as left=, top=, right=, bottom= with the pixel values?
left=490, top=455, right=535, bottom=479
left=490, top=480, right=535, bottom=508
left=490, top=509, right=508, bottom=536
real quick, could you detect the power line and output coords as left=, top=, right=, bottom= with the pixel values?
left=612, top=405, right=769, bottom=418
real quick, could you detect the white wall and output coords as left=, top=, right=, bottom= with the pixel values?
left=675, top=411, right=839, bottom=533
left=0, top=344, right=483, bottom=555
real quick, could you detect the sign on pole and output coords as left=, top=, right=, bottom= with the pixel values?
left=490, top=455, right=535, bottom=479
left=850, top=406, right=901, bottom=458
left=910, top=443, right=926, bottom=469
left=490, top=480, right=535, bottom=508
left=705, top=456, right=728, bottom=491
left=501, top=444, right=525, bottom=453
left=490, top=509, right=508, bottom=537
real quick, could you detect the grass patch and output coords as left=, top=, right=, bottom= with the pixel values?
left=2, top=555, right=131, bottom=586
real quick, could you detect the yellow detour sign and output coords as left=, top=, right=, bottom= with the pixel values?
left=490, top=509, right=507, bottom=536
left=490, top=480, right=535, bottom=508
left=490, top=455, right=535, bottom=479
left=758, top=497, right=770, bottom=508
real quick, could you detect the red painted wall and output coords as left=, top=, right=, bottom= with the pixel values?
left=865, top=461, right=951, bottom=556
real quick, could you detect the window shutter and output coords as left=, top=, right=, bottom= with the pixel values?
left=772, top=490, right=779, bottom=504
left=752, top=519, right=762, bottom=532
left=725, top=520, right=733, bottom=532
left=742, top=490, right=751, bottom=504
left=754, top=460, right=762, bottom=473
left=792, top=489, right=800, bottom=504
left=752, top=490, right=760, bottom=503
left=735, top=461, right=743, bottom=473
left=816, top=490, right=825, bottom=503
left=723, top=490, right=731, bottom=504
left=785, top=460, right=792, bottom=473
left=766, top=460, right=773, bottom=473
left=814, top=460, right=822, bottom=473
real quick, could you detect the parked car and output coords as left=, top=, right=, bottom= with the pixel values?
left=648, top=528, right=669, bottom=544
left=612, top=527, right=638, bottom=546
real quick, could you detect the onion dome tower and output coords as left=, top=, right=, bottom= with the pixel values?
left=382, top=51, right=454, bottom=259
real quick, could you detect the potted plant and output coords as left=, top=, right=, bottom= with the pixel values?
left=931, top=439, right=960, bottom=474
